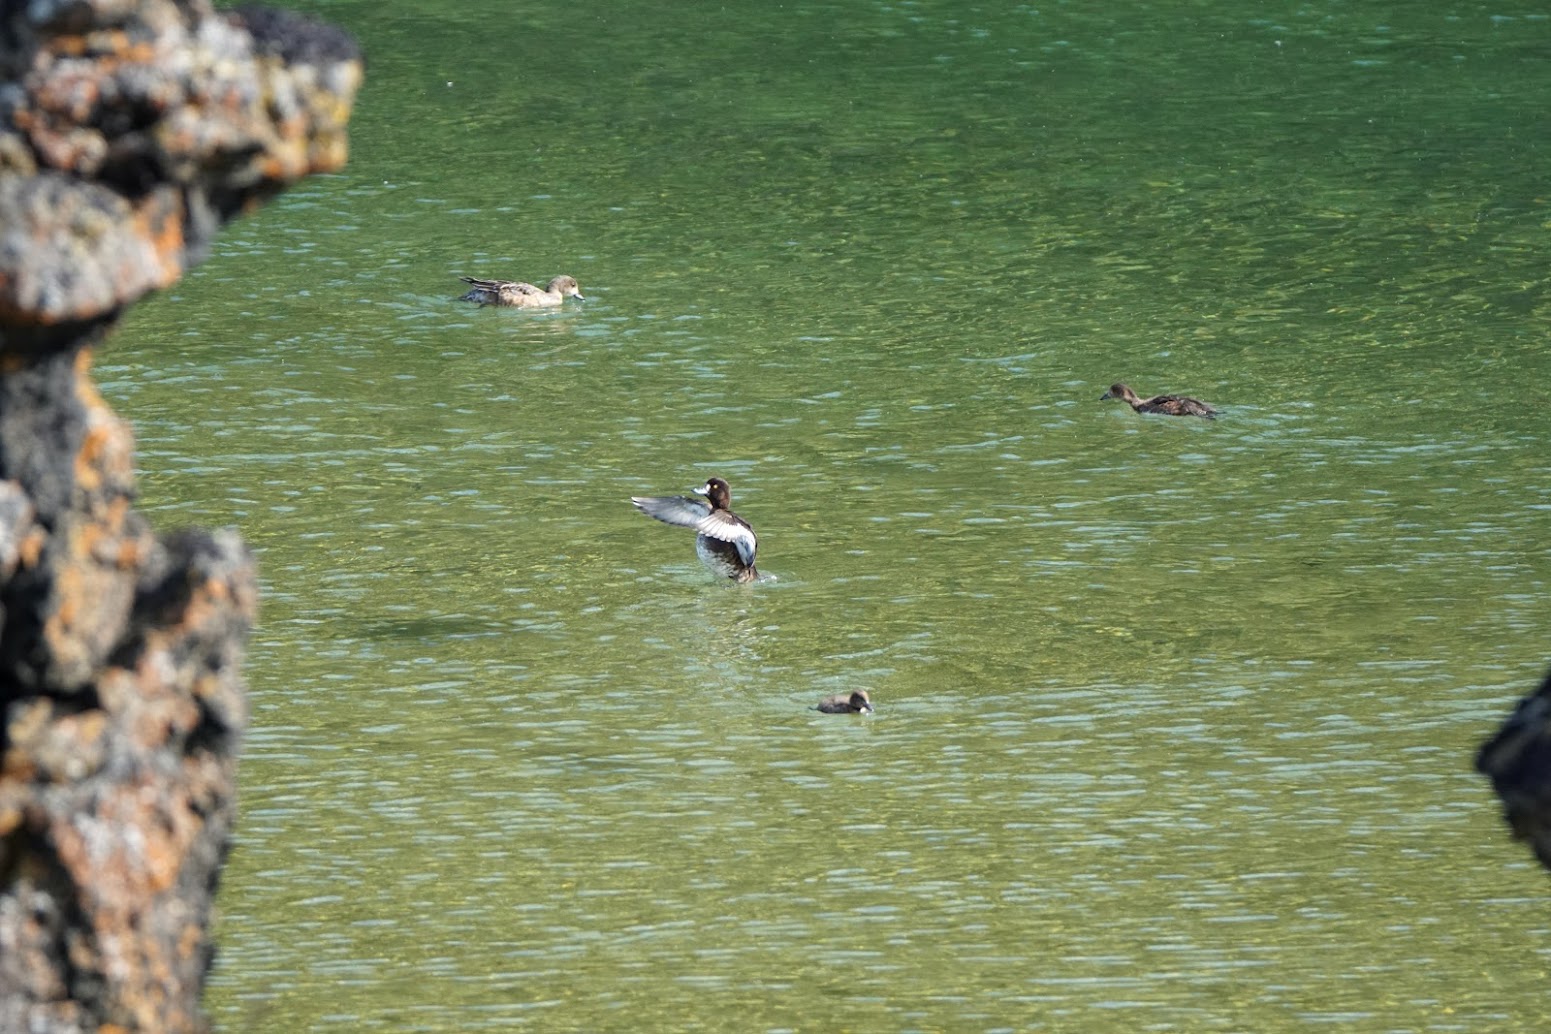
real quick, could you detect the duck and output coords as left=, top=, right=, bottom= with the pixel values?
left=631, top=477, right=758, bottom=583
left=457, top=274, right=584, bottom=308
left=814, top=690, right=874, bottom=714
left=1100, top=382, right=1217, bottom=419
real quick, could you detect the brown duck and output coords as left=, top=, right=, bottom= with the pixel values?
left=814, top=690, right=874, bottom=714
left=1101, top=382, right=1216, bottom=419
left=631, top=477, right=758, bottom=583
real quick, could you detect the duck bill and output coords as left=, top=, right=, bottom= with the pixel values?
left=1099, top=389, right=1115, bottom=400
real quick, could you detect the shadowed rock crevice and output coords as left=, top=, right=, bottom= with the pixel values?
left=1479, top=665, right=1551, bottom=872
left=0, top=0, right=361, bottom=1030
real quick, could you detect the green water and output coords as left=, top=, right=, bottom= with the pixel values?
left=104, top=1, right=1551, bottom=1030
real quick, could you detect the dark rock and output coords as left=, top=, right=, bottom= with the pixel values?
left=0, top=0, right=361, bottom=1029
left=231, top=5, right=362, bottom=67
left=1478, top=665, right=1551, bottom=871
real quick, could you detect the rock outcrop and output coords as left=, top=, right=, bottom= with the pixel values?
left=1479, top=665, right=1551, bottom=872
left=0, top=1, right=361, bottom=1030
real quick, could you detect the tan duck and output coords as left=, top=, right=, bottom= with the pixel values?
left=1101, top=382, right=1217, bottom=419
left=457, top=274, right=584, bottom=308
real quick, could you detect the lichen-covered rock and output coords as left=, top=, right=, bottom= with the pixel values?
left=0, top=0, right=360, bottom=1030
left=0, top=0, right=363, bottom=327
left=1478, top=665, right=1551, bottom=872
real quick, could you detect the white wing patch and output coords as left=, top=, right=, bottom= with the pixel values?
left=695, top=512, right=757, bottom=567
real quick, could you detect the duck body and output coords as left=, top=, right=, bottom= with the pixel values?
left=814, top=690, right=874, bottom=714
left=631, top=477, right=758, bottom=583
left=1101, top=382, right=1216, bottom=419
left=458, top=274, right=584, bottom=308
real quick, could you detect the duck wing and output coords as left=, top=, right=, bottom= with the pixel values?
left=459, top=276, right=539, bottom=290
left=696, top=510, right=758, bottom=568
left=631, top=494, right=712, bottom=528
left=1142, top=394, right=1216, bottom=418
left=458, top=277, right=546, bottom=301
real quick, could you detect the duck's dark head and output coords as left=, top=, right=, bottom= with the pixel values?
left=850, top=690, right=874, bottom=713
left=1101, top=382, right=1137, bottom=403
left=697, top=477, right=734, bottom=511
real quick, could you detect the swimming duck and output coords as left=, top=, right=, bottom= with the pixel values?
left=814, top=690, right=874, bottom=714
left=631, top=477, right=758, bottom=583
left=1100, top=382, right=1217, bottom=419
left=457, top=275, right=584, bottom=308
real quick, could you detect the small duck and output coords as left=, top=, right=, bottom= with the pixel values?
left=631, top=477, right=758, bottom=583
left=457, top=274, right=584, bottom=308
left=1100, top=382, right=1217, bottom=419
left=814, top=690, right=874, bottom=714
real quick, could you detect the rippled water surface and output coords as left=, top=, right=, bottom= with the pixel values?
left=106, top=1, right=1551, bottom=1030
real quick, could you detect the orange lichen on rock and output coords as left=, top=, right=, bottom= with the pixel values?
left=1, top=0, right=361, bottom=330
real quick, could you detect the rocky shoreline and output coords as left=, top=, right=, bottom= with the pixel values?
left=0, top=2, right=360, bottom=1029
